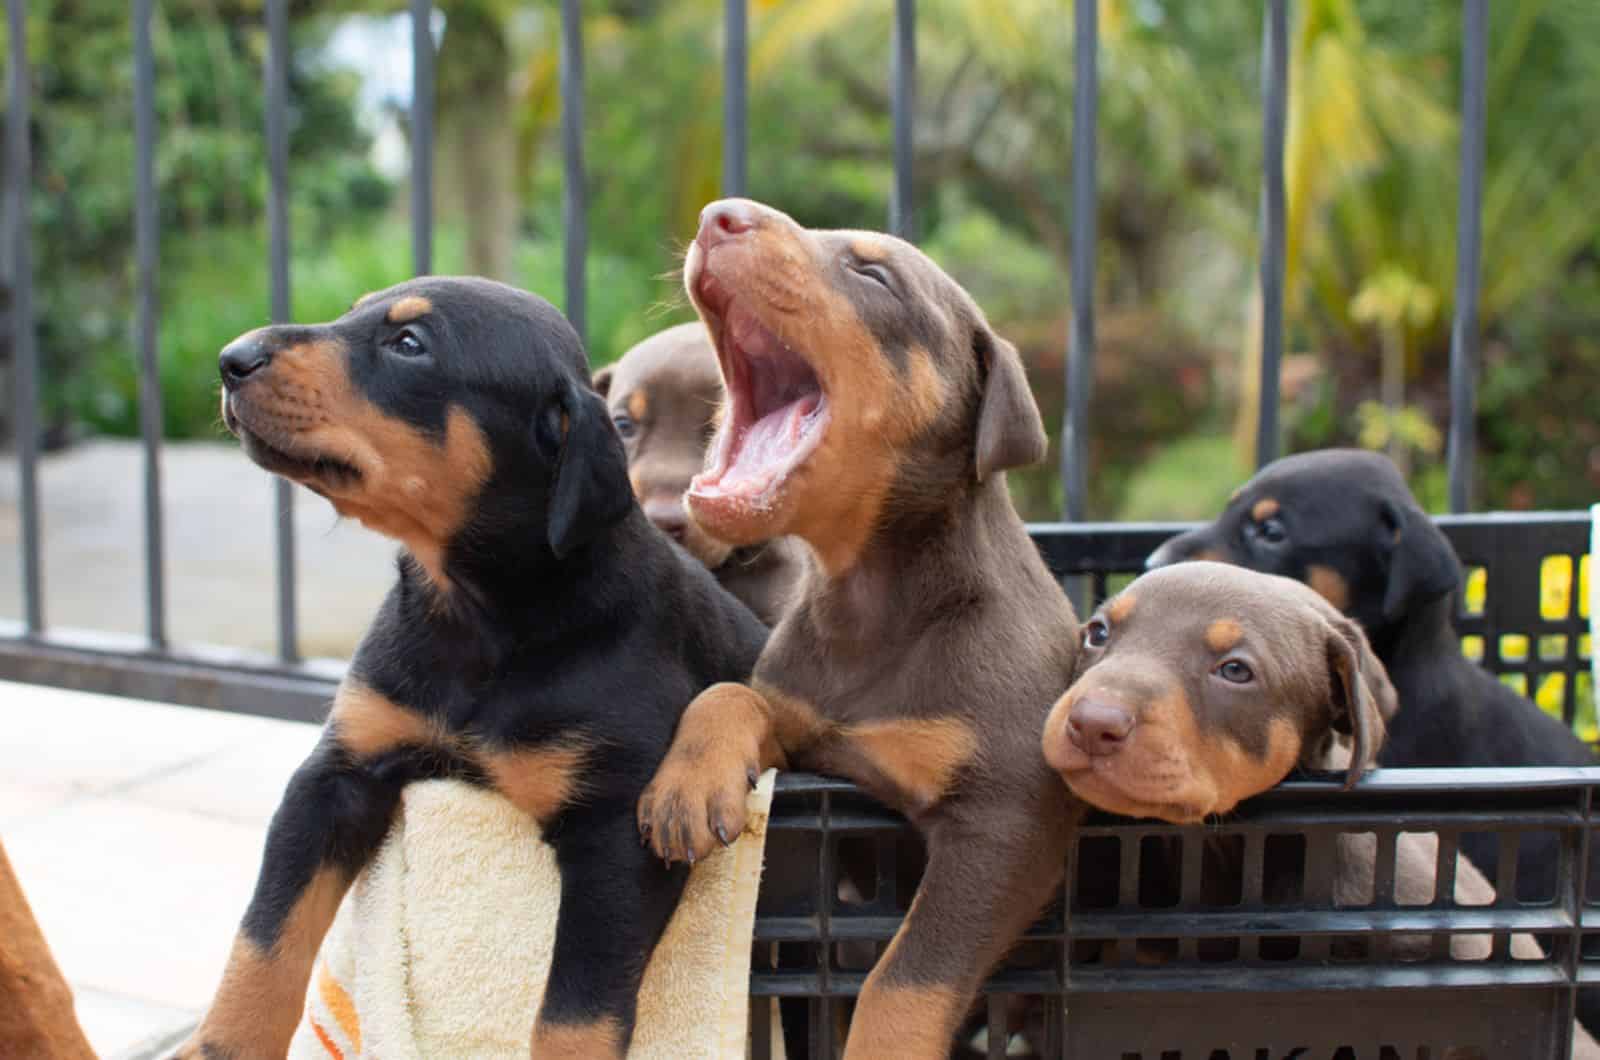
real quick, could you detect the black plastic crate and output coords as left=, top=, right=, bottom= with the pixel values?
left=748, top=513, right=1599, bottom=1058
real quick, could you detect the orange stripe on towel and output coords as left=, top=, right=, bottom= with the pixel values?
left=316, top=959, right=364, bottom=1054
left=310, top=1018, right=344, bottom=1060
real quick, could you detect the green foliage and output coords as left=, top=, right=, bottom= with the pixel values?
left=8, top=0, right=1599, bottom=518
left=5, top=1, right=390, bottom=439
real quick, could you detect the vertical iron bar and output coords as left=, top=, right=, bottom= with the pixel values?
left=1062, top=0, right=1097, bottom=523
left=722, top=0, right=747, bottom=198
left=889, top=0, right=915, bottom=239
left=1255, top=0, right=1288, bottom=468
left=6, top=0, right=41, bottom=633
left=267, top=0, right=298, bottom=662
left=560, top=0, right=587, bottom=344
left=410, top=0, right=434, bottom=275
left=1448, top=0, right=1487, bottom=513
left=133, top=0, right=166, bottom=649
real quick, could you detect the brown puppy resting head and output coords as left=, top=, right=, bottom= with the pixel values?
left=592, top=323, right=731, bottom=567
left=1043, top=562, right=1398, bottom=824
left=682, top=197, right=1046, bottom=575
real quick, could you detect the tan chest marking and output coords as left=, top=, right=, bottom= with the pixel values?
left=331, top=681, right=446, bottom=758
left=840, top=716, right=979, bottom=814
left=1307, top=564, right=1350, bottom=611
left=480, top=740, right=591, bottom=824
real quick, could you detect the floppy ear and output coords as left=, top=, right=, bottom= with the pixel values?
left=1378, top=498, right=1461, bottom=622
left=973, top=326, right=1047, bottom=481
left=1324, top=615, right=1398, bottom=790
left=590, top=363, right=615, bottom=399
left=547, top=382, right=633, bottom=558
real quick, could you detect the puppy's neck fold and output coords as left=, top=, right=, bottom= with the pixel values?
left=809, top=475, right=1041, bottom=637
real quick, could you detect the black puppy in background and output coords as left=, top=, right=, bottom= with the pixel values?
left=1148, top=447, right=1600, bottom=1034
left=177, top=278, right=765, bottom=1059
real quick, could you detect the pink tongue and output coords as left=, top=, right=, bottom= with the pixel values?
left=721, top=397, right=816, bottom=496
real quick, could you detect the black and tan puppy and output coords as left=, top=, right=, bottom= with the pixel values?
left=636, top=199, right=1082, bottom=1058
left=1146, top=448, right=1600, bottom=1034
left=1043, top=562, right=1600, bottom=1060
left=179, top=278, right=765, bottom=1059
left=593, top=322, right=804, bottom=623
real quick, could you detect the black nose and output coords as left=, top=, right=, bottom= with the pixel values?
left=219, top=336, right=272, bottom=389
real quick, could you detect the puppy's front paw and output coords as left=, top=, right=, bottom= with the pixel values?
left=637, top=749, right=755, bottom=865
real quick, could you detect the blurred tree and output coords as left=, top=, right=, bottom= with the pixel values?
left=0, top=0, right=390, bottom=441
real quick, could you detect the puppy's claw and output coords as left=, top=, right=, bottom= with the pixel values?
left=747, top=767, right=759, bottom=790
left=715, top=823, right=730, bottom=846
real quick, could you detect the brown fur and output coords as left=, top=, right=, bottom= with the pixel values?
left=1250, top=497, right=1280, bottom=522
left=1308, top=562, right=1351, bottom=610
left=330, top=681, right=442, bottom=758
left=640, top=199, right=1081, bottom=1058
left=593, top=323, right=804, bottom=624
left=191, top=868, right=350, bottom=1056
left=530, top=1017, right=624, bottom=1059
left=1204, top=617, right=1243, bottom=653
left=227, top=337, right=492, bottom=589
left=1045, top=562, right=1395, bottom=822
left=480, top=741, right=591, bottom=824
left=1106, top=592, right=1136, bottom=624
left=0, top=841, right=95, bottom=1060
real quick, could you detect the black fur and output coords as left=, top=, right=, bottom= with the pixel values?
left=198, top=277, right=767, bottom=1056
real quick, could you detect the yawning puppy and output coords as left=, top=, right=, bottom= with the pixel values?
left=637, top=199, right=1082, bottom=1059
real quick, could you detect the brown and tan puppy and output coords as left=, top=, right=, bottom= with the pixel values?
left=1044, top=562, right=1396, bottom=822
left=636, top=198, right=1082, bottom=1059
left=0, top=840, right=95, bottom=1060
left=1044, top=563, right=1600, bottom=1060
left=593, top=323, right=804, bottom=624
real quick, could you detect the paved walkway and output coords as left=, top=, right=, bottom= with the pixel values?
left=1, top=439, right=392, bottom=658
left=2, top=679, right=321, bottom=1058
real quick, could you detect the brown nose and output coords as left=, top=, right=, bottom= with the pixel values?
left=642, top=495, right=689, bottom=542
left=697, top=199, right=762, bottom=251
left=1067, top=700, right=1136, bottom=756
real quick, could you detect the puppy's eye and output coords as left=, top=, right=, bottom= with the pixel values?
left=1216, top=659, right=1254, bottom=684
left=389, top=328, right=425, bottom=358
left=1255, top=517, right=1287, bottom=545
left=612, top=413, right=638, bottom=439
left=851, top=262, right=893, bottom=290
left=1083, top=620, right=1110, bottom=649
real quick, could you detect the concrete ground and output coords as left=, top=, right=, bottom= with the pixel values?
left=3, top=679, right=321, bottom=1059
left=0, top=439, right=393, bottom=658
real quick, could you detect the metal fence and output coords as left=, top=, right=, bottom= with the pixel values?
left=3, top=0, right=1492, bottom=717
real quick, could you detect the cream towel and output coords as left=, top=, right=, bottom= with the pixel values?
left=290, top=771, right=777, bottom=1060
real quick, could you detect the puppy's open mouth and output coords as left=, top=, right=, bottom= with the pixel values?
left=225, top=396, right=361, bottom=491
left=690, top=294, right=828, bottom=509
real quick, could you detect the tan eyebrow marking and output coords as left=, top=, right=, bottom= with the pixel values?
left=1205, top=618, right=1244, bottom=654
left=1251, top=498, right=1280, bottom=522
left=850, top=236, right=890, bottom=263
left=1106, top=593, right=1137, bottom=624
left=386, top=296, right=432, bottom=323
